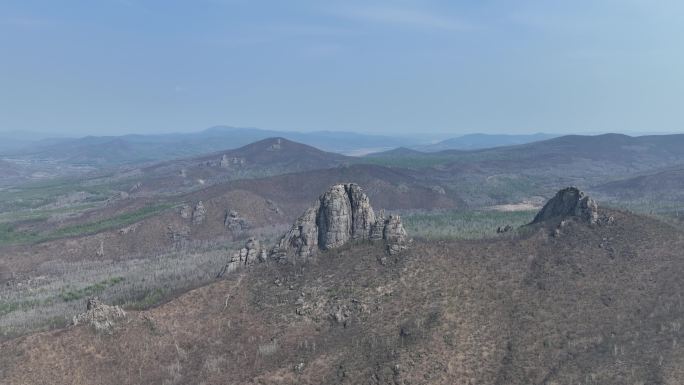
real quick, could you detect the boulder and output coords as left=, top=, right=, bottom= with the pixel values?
left=179, top=204, right=192, bottom=219
left=532, top=187, right=598, bottom=225
left=72, top=298, right=126, bottom=334
left=224, top=210, right=249, bottom=233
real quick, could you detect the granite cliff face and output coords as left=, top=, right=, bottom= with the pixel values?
left=316, top=184, right=376, bottom=250
left=271, top=183, right=408, bottom=262
left=532, top=187, right=598, bottom=225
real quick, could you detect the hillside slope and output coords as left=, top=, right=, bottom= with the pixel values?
left=363, top=133, right=684, bottom=206
left=2, top=209, right=683, bottom=384
left=0, top=163, right=456, bottom=277
left=128, top=137, right=352, bottom=194
left=415, top=133, right=556, bottom=152
left=594, top=167, right=684, bottom=201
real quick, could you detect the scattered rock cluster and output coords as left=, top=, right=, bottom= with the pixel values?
left=217, top=237, right=268, bottom=277
left=217, top=183, right=409, bottom=275
left=72, top=298, right=126, bottom=334
left=430, top=185, right=446, bottom=195
left=180, top=201, right=207, bottom=224
left=220, top=154, right=246, bottom=168
left=118, top=222, right=140, bottom=235
left=531, top=187, right=598, bottom=225
left=224, top=210, right=249, bottom=233
left=271, top=183, right=409, bottom=262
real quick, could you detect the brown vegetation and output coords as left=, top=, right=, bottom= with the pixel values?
left=2, top=209, right=683, bottom=384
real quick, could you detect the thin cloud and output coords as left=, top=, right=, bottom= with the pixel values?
left=331, top=5, right=473, bottom=32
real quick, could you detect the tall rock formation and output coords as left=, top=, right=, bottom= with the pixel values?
left=271, top=183, right=408, bottom=262
left=192, top=201, right=207, bottom=225
left=532, top=187, right=598, bottom=225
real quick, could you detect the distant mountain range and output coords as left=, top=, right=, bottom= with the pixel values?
left=0, top=127, right=567, bottom=167
left=0, top=126, right=419, bottom=166
left=413, top=133, right=558, bottom=152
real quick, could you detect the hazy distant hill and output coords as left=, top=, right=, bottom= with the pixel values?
left=364, top=147, right=428, bottom=158
left=132, top=137, right=353, bottom=194
left=370, top=134, right=684, bottom=170
left=594, top=167, right=684, bottom=201
left=1, top=126, right=418, bottom=167
left=364, top=133, right=684, bottom=206
left=0, top=160, right=21, bottom=178
left=415, top=133, right=556, bottom=152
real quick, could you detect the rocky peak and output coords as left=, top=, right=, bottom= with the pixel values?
left=271, top=183, right=408, bottom=262
left=532, top=187, right=598, bottom=225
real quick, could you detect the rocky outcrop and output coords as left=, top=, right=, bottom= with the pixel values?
left=532, top=187, right=598, bottom=225
left=271, top=183, right=409, bottom=262
left=179, top=204, right=192, bottom=219
left=217, top=184, right=409, bottom=275
left=224, top=210, right=249, bottom=233
left=72, top=298, right=126, bottom=334
left=431, top=185, right=446, bottom=195
left=272, top=205, right=320, bottom=261
left=220, top=155, right=246, bottom=168
left=217, top=238, right=268, bottom=277
left=268, top=138, right=282, bottom=151
left=316, top=184, right=376, bottom=249
left=383, top=214, right=409, bottom=255
left=192, top=201, right=207, bottom=225
left=118, top=222, right=140, bottom=235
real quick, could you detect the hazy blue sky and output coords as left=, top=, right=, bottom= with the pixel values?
left=1, top=0, right=683, bottom=136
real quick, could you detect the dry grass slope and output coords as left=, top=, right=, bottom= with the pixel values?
left=1, top=208, right=683, bottom=384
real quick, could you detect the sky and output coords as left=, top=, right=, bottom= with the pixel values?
left=1, top=0, right=683, bottom=136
